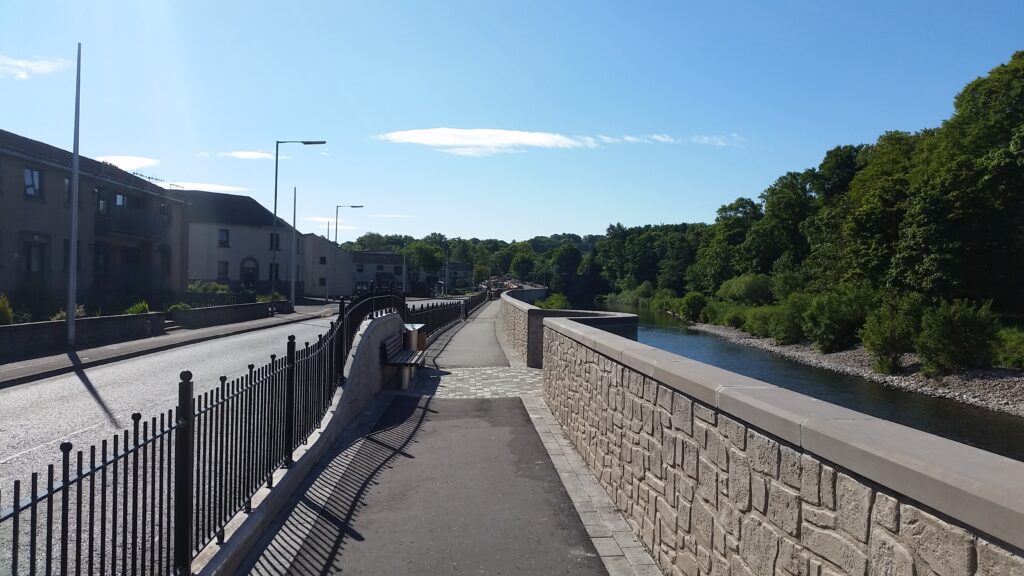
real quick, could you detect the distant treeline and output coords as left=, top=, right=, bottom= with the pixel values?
left=343, top=52, right=1024, bottom=374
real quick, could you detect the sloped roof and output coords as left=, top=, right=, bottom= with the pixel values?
left=0, top=128, right=184, bottom=202
left=169, top=189, right=291, bottom=228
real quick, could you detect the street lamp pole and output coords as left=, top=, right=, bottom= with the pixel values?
left=271, top=139, right=325, bottom=295
left=329, top=204, right=363, bottom=302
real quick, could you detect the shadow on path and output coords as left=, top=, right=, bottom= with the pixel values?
left=243, top=394, right=433, bottom=575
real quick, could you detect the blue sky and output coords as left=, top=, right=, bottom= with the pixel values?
left=2, top=1, right=1021, bottom=242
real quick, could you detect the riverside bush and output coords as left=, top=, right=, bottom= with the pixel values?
left=678, top=292, right=707, bottom=322
left=646, top=289, right=679, bottom=313
left=916, top=299, right=997, bottom=375
left=166, top=302, right=192, bottom=313
left=860, top=294, right=924, bottom=374
left=535, top=293, right=570, bottom=309
left=744, top=306, right=775, bottom=337
left=702, top=300, right=749, bottom=328
left=802, top=284, right=875, bottom=353
left=995, top=327, right=1024, bottom=369
left=716, top=273, right=773, bottom=305
left=0, top=293, right=12, bottom=325
left=770, top=293, right=810, bottom=344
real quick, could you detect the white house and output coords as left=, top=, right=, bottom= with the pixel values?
left=172, top=189, right=303, bottom=296
left=303, top=232, right=353, bottom=300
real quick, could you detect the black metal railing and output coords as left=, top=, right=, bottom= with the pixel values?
left=0, top=288, right=481, bottom=575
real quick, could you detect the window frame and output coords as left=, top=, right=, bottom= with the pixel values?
left=24, top=166, right=44, bottom=200
left=218, top=228, right=230, bottom=248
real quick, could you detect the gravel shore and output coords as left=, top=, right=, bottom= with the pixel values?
left=676, top=317, right=1024, bottom=418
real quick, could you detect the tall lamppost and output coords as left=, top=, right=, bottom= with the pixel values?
left=271, top=139, right=325, bottom=295
left=329, top=203, right=363, bottom=303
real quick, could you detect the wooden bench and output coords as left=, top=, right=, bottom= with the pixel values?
left=381, top=333, right=425, bottom=388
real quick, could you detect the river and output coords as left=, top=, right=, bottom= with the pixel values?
left=601, top=304, right=1024, bottom=462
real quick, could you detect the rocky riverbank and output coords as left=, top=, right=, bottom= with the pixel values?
left=674, top=315, right=1024, bottom=418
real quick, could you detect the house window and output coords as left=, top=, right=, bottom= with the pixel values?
left=319, top=256, right=327, bottom=265
left=218, top=229, right=230, bottom=247
left=24, top=167, right=43, bottom=199
left=22, top=239, right=47, bottom=276
left=96, top=188, right=109, bottom=215
left=376, top=264, right=384, bottom=272
left=217, top=261, right=229, bottom=280
left=318, top=277, right=326, bottom=287
left=356, top=264, right=364, bottom=273
left=115, top=193, right=127, bottom=207
left=269, top=233, right=280, bottom=251
left=269, top=262, right=280, bottom=281
left=393, top=265, right=402, bottom=275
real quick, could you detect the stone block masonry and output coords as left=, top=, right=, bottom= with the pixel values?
left=541, top=318, right=1024, bottom=576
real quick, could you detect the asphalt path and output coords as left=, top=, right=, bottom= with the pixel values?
left=0, top=315, right=335, bottom=493
left=433, top=300, right=509, bottom=368
left=243, top=396, right=605, bottom=575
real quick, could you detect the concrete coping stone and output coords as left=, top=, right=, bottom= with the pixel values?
left=542, top=315, right=1024, bottom=551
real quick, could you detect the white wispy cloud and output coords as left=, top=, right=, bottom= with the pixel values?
left=370, top=214, right=411, bottom=219
left=196, top=152, right=210, bottom=158
left=159, top=182, right=249, bottom=193
left=316, top=223, right=358, bottom=231
left=0, top=55, right=68, bottom=80
left=689, top=133, right=746, bottom=148
left=96, top=155, right=160, bottom=171
left=218, top=150, right=276, bottom=160
left=375, top=128, right=678, bottom=157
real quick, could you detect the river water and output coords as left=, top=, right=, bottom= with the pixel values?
left=601, top=304, right=1024, bottom=462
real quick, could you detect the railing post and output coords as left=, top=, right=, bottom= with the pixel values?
left=60, top=441, right=72, bottom=576
left=284, top=335, right=296, bottom=467
left=173, top=371, right=194, bottom=575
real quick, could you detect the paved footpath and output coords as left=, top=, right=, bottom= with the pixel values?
left=242, top=301, right=659, bottom=576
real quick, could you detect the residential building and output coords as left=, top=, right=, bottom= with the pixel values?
left=350, top=250, right=405, bottom=293
left=446, top=261, right=474, bottom=289
left=0, top=129, right=189, bottom=319
left=170, top=189, right=304, bottom=297
left=303, top=232, right=353, bottom=300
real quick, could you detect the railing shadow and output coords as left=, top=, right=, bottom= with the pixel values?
left=243, top=393, right=433, bottom=575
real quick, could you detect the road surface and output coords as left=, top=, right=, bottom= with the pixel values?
left=0, top=315, right=335, bottom=493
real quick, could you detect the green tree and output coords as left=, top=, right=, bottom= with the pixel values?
left=404, top=241, right=443, bottom=286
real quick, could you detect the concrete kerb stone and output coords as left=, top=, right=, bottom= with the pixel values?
left=802, top=416, right=1024, bottom=551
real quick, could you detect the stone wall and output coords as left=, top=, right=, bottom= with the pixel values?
left=542, top=317, right=1024, bottom=576
left=0, top=312, right=165, bottom=362
left=500, top=290, right=639, bottom=368
left=170, top=300, right=291, bottom=328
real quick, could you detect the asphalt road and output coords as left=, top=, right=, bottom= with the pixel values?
left=0, top=315, right=335, bottom=493
left=433, top=301, right=509, bottom=368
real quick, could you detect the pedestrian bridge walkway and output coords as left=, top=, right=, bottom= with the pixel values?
left=239, top=300, right=659, bottom=575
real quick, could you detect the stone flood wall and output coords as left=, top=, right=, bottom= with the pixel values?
left=541, top=318, right=1024, bottom=576
left=500, top=292, right=533, bottom=364
left=499, top=290, right=638, bottom=368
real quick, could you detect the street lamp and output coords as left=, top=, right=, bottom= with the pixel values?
left=328, top=204, right=363, bottom=303
left=271, top=139, right=325, bottom=295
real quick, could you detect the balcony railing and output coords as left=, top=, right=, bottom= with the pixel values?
left=95, top=210, right=171, bottom=241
